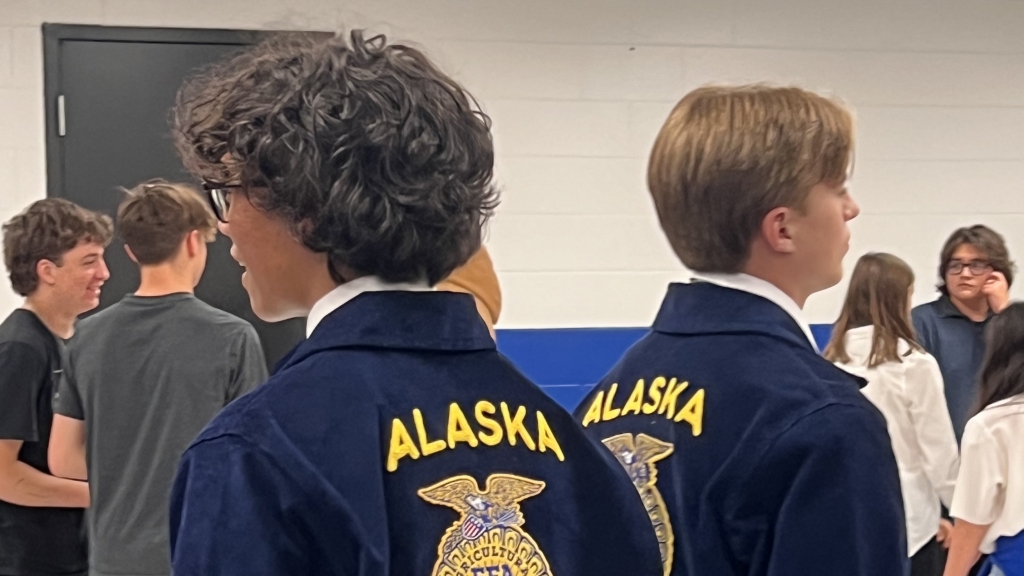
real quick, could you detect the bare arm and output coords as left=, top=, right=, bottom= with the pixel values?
left=48, top=415, right=88, bottom=481
left=942, top=519, right=989, bottom=576
left=0, top=439, right=88, bottom=508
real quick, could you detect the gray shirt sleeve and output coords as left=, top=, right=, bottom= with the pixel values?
left=53, top=361, right=85, bottom=421
left=225, top=325, right=268, bottom=405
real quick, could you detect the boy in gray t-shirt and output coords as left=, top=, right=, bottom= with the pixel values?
left=49, top=180, right=267, bottom=576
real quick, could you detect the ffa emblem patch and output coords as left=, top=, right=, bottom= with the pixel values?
left=602, top=433, right=675, bottom=576
left=418, top=473, right=553, bottom=576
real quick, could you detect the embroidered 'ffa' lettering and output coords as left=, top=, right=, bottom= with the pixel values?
left=581, top=376, right=705, bottom=437
left=386, top=401, right=565, bottom=472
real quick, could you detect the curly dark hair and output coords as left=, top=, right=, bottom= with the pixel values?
left=3, top=199, right=113, bottom=296
left=173, top=30, right=498, bottom=285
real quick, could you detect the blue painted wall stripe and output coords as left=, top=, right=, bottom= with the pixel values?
left=495, top=328, right=651, bottom=386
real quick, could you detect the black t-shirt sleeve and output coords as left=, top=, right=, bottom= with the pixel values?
left=0, top=341, right=49, bottom=441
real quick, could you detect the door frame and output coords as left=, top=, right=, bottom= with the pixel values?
left=42, top=24, right=267, bottom=200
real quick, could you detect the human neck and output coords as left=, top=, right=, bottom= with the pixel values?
left=949, top=294, right=989, bottom=322
left=135, top=263, right=195, bottom=297
left=297, top=265, right=351, bottom=316
left=23, top=294, right=76, bottom=339
left=742, top=260, right=810, bottom=309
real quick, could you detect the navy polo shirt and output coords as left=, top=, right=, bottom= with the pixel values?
left=168, top=291, right=662, bottom=576
left=574, top=282, right=908, bottom=576
left=912, top=295, right=991, bottom=443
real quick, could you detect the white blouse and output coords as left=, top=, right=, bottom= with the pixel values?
left=835, top=326, right=960, bottom=555
left=951, top=393, right=1024, bottom=554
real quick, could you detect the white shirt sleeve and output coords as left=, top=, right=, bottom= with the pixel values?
left=904, top=353, right=960, bottom=508
left=950, top=418, right=1005, bottom=526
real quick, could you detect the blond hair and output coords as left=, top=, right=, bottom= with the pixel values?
left=648, top=84, right=854, bottom=272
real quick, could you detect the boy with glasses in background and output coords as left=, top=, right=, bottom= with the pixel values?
left=913, top=225, right=1015, bottom=443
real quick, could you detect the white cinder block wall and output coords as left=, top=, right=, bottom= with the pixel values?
left=3, top=0, right=1024, bottom=328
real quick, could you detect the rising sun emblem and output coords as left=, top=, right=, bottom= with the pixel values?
left=602, top=433, right=675, bottom=576
left=418, top=473, right=553, bottom=576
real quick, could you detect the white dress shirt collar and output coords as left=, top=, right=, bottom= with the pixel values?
left=691, top=272, right=819, bottom=351
left=306, top=276, right=432, bottom=337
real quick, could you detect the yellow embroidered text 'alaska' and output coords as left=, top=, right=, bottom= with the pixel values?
left=387, top=402, right=565, bottom=472
left=581, top=377, right=704, bottom=436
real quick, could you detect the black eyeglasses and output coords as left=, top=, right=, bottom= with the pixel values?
left=948, top=260, right=992, bottom=275
left=201, top=182, right=244, bottom=223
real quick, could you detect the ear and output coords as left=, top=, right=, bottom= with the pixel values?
left=35, top=258, right=59, bottom=287
left=294, top=218, right=316, bottom=243
left=759, top=207, right=797, bottom=254
left=124, top=244, right=139, bottom=264
left=185, top=230, right=201, bottom=258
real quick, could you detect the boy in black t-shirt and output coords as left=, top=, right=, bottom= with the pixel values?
left=0, top=199, right=113, bottom=576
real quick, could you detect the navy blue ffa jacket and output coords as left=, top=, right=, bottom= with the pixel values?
left=169, top=291, right=663, bottom=576
left=574, top=282, right=908, bottom=576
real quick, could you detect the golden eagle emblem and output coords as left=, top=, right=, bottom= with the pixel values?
left=602, top=433, right=675, bottom=576
left=418, top=473, right=553, bottom=576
